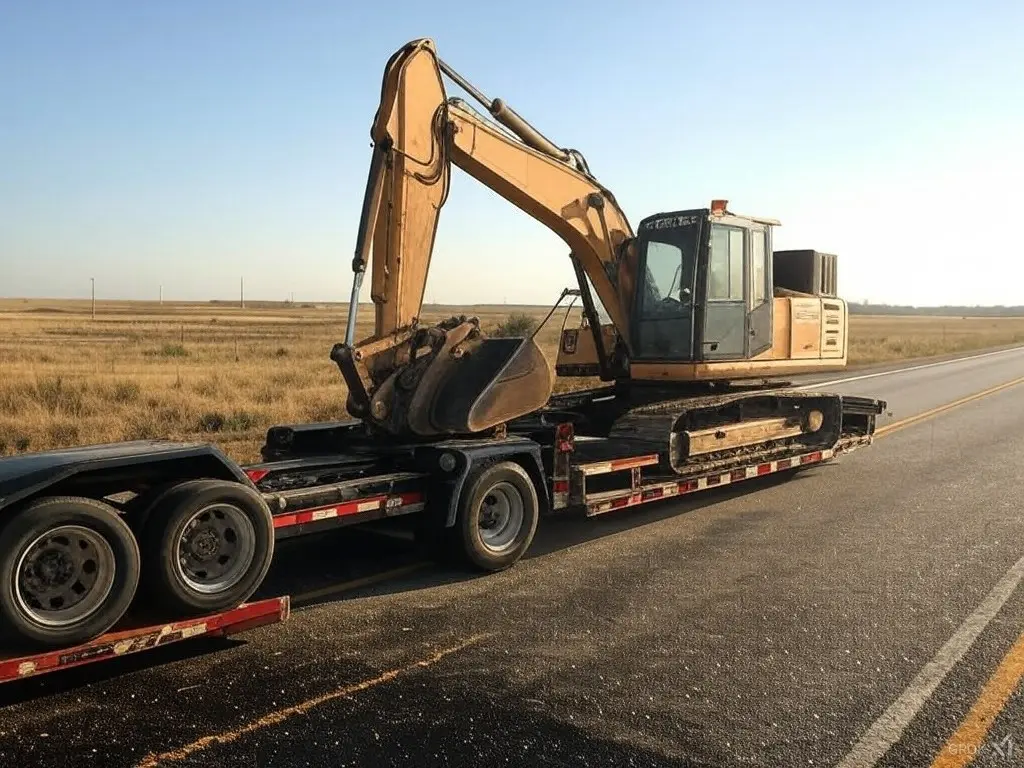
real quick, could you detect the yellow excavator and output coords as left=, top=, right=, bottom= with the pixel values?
left=331, top=38, right=881, bottom=476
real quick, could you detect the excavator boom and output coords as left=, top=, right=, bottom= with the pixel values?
left=334, top=38, right=634, bottom=437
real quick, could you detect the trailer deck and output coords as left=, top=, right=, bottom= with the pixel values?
left=249, top=417, right=876, bottom=534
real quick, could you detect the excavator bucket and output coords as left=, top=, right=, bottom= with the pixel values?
left=410, top=334, right=554, bottom=436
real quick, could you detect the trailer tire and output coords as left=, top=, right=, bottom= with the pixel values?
left=139, top=479, right=274, bottom=616
left=0, top=496, right=140, bottom=650
left=455, top=461, right=538, bottom=572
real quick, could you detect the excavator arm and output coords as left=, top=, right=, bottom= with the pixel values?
left=333, top=38, right=636, bottom=437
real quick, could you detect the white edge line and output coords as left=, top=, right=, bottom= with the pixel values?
left=835, top=554, right=1024, bottom=768
left=794, top=345, right=1024, bottom=390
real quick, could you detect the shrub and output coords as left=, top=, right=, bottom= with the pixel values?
left=111, top=380, right=141, bottom=404
left=491, top=313, right=537, bottom=338
left=47, top=421, right=80, bottom=446
left=253, top=385, right=281, bottom=405
left=125, top=414, right=160, bottom=440
left=225, top=411, right=259, bottom=432
left=35, top=376, right=88, bottom=416
left=151, top=343, right=189, bottom=358
left=197, top=412, right=226, bottom=432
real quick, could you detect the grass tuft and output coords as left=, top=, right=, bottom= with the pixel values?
left=150, top=343, right=189, bottom=358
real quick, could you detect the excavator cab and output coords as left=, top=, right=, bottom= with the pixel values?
left=557, top=200, right=778, bottom=379
left=630, top=200, right=775, bottom=364
left=557, top=198, right=847, bottom=382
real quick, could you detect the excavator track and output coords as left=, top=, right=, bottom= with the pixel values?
left=537, top=385, right=883, bottom=480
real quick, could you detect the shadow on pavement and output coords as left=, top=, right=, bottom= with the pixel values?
left=0, top=635, right=718, bottom=768
left=269, top=465, right=826, bottom=610
left=0, top=466, right=822, bottom=706
left=173, top=664, right=713, bottom=768
left=0, top=635, right=246, bottom=707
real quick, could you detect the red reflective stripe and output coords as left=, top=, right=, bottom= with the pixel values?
left=584, top=449, right=832, bottom=518
left=553, top=480, right=569, bottom=493
left=0, top=597, right=288, bottom=683
left=273, top=492, right=424, bottom=529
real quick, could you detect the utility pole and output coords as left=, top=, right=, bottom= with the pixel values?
left=240, top=276, right=245, bottom=309
left=90, top=277, right=95, bottom=319
left=159, top=285, right=163, bottom=305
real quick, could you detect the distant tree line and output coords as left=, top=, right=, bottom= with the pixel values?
left=849, top=303, right=1024, bottom=317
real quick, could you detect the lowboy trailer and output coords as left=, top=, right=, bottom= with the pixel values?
left=0, top=383, right=884, bottom=667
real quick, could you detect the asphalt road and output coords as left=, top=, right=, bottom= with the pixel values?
left=2, top=346, right=1023, bottom=768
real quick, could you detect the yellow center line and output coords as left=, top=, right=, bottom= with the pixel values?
left=869, top=372, right=1024, bottom=767
left=929, top=630, right=1024, bottom=767
left=874, top=375, right=1024, bottom=439
left=134, top=633, right=491, bottom=767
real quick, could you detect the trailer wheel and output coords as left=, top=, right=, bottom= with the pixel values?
left=0, top=496, right=140, bottom=649
left=455, top=461, right=538, bottom=572
left=140, top=479, right=274, bottom=616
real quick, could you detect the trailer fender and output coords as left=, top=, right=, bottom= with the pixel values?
left=414, top=438, right=549, bottom=528
left=0, top=441, right=252, bottom=518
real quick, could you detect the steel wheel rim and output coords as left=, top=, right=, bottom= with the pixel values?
left=175, top=503, right=256, bottom=594
left=477, top=482, right=525, bottom=554
left=15, top=525, right=117, bottom=628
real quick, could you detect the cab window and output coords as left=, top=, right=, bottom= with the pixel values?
left=639, top=241, right=685, bottom=316
left=750, top=228, right=767, bottom=305
left=708, top=225, right=744, bottom=301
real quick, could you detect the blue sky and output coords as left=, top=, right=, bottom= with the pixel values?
left=2, top=1, right=1022, bottom=306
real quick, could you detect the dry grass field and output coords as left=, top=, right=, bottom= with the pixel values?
left=2, top=297, right=1023, bottom=463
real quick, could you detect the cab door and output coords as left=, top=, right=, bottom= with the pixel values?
left=701, top=223, right=747, bottom=359
left=745, top=223, right=773, bottom=357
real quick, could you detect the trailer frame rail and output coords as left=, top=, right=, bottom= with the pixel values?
left=0, top=596, right=290, bottom=684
